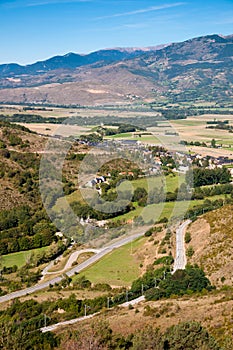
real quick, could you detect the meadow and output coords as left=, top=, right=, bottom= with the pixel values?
left=73, top=237, right=146, bottom=286
left=2, top=246, right=49, bottom=268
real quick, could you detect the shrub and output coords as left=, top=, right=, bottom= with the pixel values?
left=185, top=231, right=192, bottom=243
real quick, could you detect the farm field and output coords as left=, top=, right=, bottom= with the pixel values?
left=105, top=133, right=160, bottom=144
left=2, top=246, right=49, bottom=268
left=170, top=115, right=233, bottom=157
left=18, top=123, right=91, bottom=136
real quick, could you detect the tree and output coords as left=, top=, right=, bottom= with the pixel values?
left=133, top=187, right=148, bottom=202
left=132, top=325, right=163, bottom=350
left=185, top=231, right=192, bottom=244
left=163, top=321, right=221, bottom=350
left=186, top=246, right=194, bottom=257
left=211, top=138, right=216, bottom=148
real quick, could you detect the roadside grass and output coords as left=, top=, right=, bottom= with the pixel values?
left=2, top=246, right=49, bottom=268
left=73, top=237, right=146, bottom=287
left=47, top=255, right=70, bottom=273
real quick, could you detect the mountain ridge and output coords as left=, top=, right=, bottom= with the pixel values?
left=0, top=33, right=232, bottom=105
left=0, top=44, right=169, bottom=78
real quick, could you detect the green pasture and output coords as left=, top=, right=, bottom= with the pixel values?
left=2, top=246, right=49, bottom=268
left=131, top=174, right=185, bottom=193
left=73, top=237, right=146, bottom=286
left=109, top=194, right=229, bottom=224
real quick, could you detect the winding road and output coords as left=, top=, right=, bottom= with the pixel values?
left=41, top=248, right=101, bottom=278
left=0, top=232, right=144, bottom=303
left=0, top=220, right=191, bottom=305
left=172, top=219, right=191, bottom=273
left=40, top=219, right=192, bottom=334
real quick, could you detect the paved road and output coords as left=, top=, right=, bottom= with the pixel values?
left=41, top=296, right=145, bottom=333
left=42, top=249, right=101, bottom=277
left=120, top=295, right=145, bottom=308
left=0, top=232, right=144, bottom=303
left=172, top=220, right=191, bottom=273
left=41, top=313, right=100, bottom=333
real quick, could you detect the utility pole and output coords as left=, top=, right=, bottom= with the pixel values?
left=107, top=297, right=110, bottom=309
left=84, top=304, right=87, bottom=317
left=126, top=290, right=128, bottom=302
left=154, top=278, right=157, bottom=288
left=141, top=283, right=144, bottom=295
left=44, top=314, right=47, bottom=328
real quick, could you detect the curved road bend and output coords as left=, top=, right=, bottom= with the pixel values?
left=0, top=232, right=144, bottom=303
left=173, top=219, right=192, bottom=273
left=42, top=249, right=101, bottom=277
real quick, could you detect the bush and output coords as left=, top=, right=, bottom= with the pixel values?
left=185, top=231, right=191, bottom=243
left=186, top=246, right=195, bottom=257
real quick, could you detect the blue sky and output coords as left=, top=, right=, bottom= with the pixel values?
left=0, top=0, right=232, bottom=64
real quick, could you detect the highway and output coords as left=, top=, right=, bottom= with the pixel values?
left=172, top=219, right=191, bottom=273
left=0, top=232, right=144, bottom=303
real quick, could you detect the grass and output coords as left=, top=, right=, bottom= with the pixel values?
left=2, top=246, right=49, bottom=268
left=105, top=133, right=133, bottom=139
left=53, top=174, right=183, bottom=214
left=105, top=133, right=160, bottom=144
left=73, top=237, right=146, bottom=287
left=109, top=194, right=230, bottom=224
left=131, top=174, right=184, bottom=193
left=171, top=120, right=204, bottom=127
left=53, top=189, right=86, bottom=212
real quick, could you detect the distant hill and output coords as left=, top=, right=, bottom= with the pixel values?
left=0, top=45, right=168, bottom=78
left=0, top=34, right=232, bottom=105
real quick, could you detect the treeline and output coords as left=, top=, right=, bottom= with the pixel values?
left=99, top=123, right=145, bottom=136
left=185, top=198, right=230, bottom=220
left=180, top=140, right=208, bottom=147
left=0, top=113, right=66, bottom=124
left=71, top=200, right=134, bottom=221
left=186, top=167, right=231, bottom=187
left=150, top=106, right=233, bottom=118
left=0, top=120, right=33, bottom=133
left=144, top=266, right=212, bottom=301
left=192, top=183, right=233, bottom=199
left=0, top=114, right=158, bottom=128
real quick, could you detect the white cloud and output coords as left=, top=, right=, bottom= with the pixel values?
left=96, top=2, right=186, bottom=20
left=1, top=0, right=92, bottom=8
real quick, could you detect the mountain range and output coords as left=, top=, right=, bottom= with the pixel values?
left=0, top=34, right=232, bottom=105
